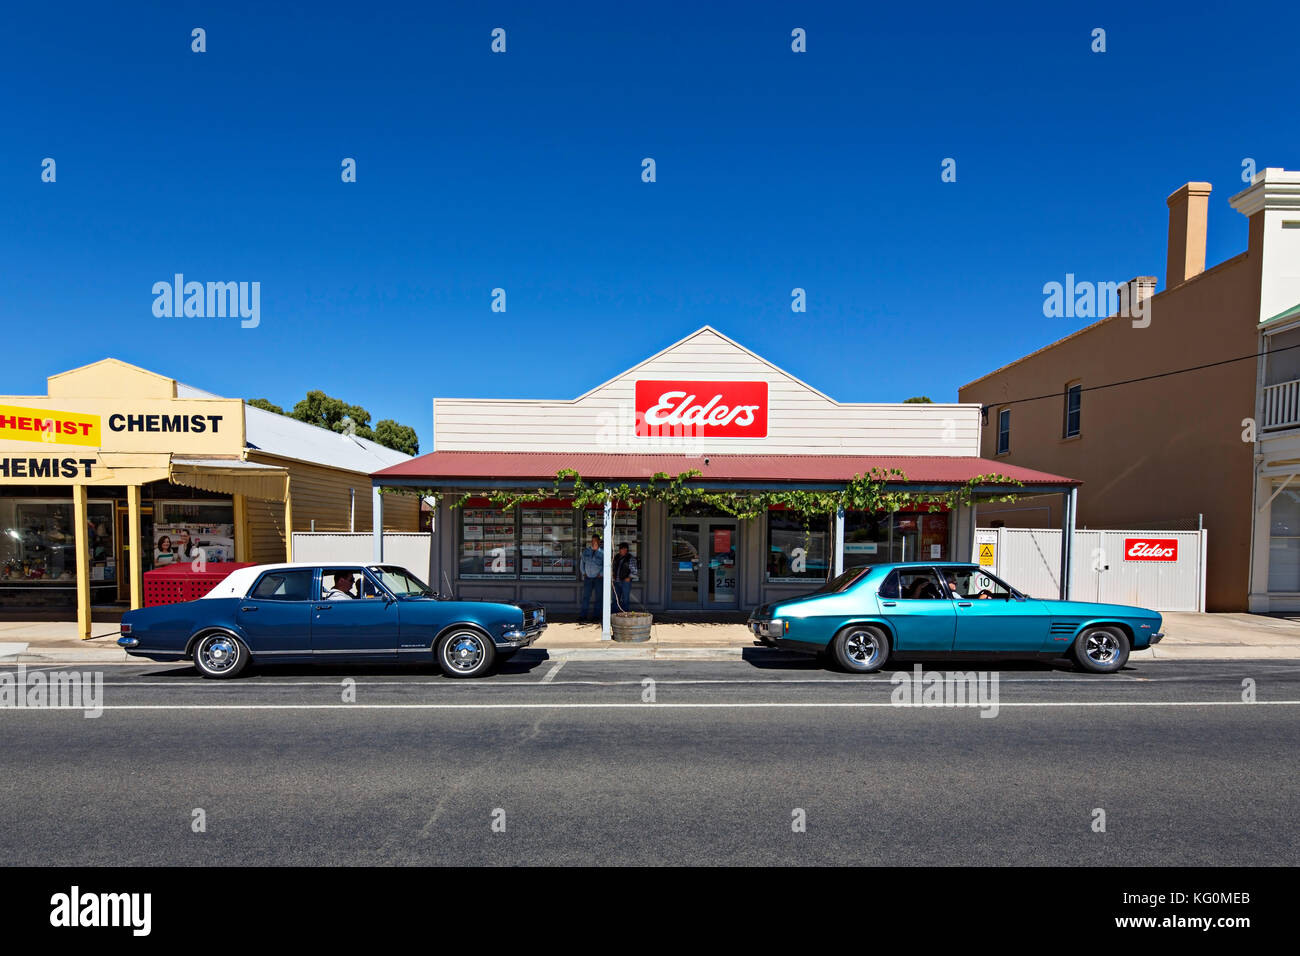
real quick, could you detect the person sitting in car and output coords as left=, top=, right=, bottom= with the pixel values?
left=325, top=571, right=357, bottom=600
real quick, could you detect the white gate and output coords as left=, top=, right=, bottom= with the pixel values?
left=291, top=532, right=434, bottom=585
left=973, top=528, right=1207, bottom=612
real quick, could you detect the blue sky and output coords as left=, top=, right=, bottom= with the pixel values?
left=2, top=0, right=1297, bottom=452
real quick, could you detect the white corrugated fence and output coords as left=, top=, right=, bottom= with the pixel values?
left=972, top=528, right=1207, bottom=612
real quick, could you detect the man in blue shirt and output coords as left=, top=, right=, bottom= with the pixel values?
left=578, top=534, right=603, bottom=622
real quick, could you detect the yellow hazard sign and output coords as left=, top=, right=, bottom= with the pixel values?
left=978, top=543, right=996, bottom=567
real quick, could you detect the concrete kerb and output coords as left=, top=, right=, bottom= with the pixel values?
left=4, top=612, right=1300, bottom=664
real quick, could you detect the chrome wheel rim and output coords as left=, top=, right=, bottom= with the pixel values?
left=844, top=629, right=881, bottom=668
left=199, top=635, right=239, bottom=673
left=1085, top=631, right=1120, bottom=664
left=445, top=632, right=485, bottom=673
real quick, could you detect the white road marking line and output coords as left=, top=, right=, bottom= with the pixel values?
left=4, top=700, right=1299, bottom=711
left=539, top=662, right=565, bottom=683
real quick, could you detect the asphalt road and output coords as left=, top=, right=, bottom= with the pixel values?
left=2, top=654, right=1297, bottom=866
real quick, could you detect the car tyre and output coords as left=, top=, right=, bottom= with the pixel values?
left=436, top=627, right=496, bottom=678
left=831, top=625, right=890, bottom=674
left=192, top=631, right=249, bottom=679
left=1073, top=626, right=1130, bottom=673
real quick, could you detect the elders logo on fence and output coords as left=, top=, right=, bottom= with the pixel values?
left=1125, top=538, right=1178, bottom=561
left=634, top=380, right=769, bottom=439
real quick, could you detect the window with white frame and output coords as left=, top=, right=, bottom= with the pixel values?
left=1268, top=489, right=1300, bottom=592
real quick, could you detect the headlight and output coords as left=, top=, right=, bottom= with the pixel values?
left=762, top=618, right=786, bottom=639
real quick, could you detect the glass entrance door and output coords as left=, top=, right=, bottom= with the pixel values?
left=668, top=519, right=739, bottom=609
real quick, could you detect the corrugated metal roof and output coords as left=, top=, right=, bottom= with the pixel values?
left=1261, top=301, right=1300, bottom=327
left=373, top=451, right=1077, bottom=486
left=175, top=382, right=412, bottom=474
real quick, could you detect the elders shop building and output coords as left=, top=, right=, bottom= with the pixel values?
left=371, top=327, right=1078, bottom=618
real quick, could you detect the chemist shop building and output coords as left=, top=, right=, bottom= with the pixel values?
left=372, top=327, right=1078, bottom=613
left=0, top=359, right=417, bottom=633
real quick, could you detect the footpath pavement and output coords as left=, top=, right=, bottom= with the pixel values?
left=3, top=611, right=1300, bottom=664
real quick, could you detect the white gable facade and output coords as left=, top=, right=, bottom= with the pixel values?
left=431, top=327, right=981, bottom=456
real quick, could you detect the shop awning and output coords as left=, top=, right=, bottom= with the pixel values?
left=169, top=457, right=289, bottom=501
left=372, top=452, right=1079, bottom=493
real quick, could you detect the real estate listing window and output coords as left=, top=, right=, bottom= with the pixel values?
left=1064, top=383, right=1082, bottom=438
left=459, top=506, right=519, bottom=579
left=520, top=505, right=577, bottom=579
left=582, top=506, right=641, bottom=582
left=459, top=503, right=641, bottom=581
left=997, top=408, right=1010, bottom=454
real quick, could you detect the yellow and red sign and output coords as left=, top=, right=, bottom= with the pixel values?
left=0, top=403, right=101, bottom=447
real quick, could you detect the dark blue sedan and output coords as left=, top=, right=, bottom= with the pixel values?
left=118, top=562, right=546, bottom=678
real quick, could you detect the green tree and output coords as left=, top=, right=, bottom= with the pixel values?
left=290, top=390, right=374, bottom=438
left=373, top=419, right=420, bottom=456
left=903, top=396, right=934, bottom=403
left=247, top=397, right=285, bottom=415
left=246, top=390, right=420, bottom=455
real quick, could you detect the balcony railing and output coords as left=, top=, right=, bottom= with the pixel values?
left=1263, top=379, right=1300, bottom=430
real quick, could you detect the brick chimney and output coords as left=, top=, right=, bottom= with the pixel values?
left=1166, top=182, right=1212, bottom=288
left=1120, top=275, right=1158, bottom=318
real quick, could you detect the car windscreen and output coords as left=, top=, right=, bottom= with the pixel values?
left=370, top=566, right=436, bottom=598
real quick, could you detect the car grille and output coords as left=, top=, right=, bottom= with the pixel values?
left=524, top=608, right=544, bottom=630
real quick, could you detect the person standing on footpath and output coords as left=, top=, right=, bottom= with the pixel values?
left=578, top=534, right=604, bottom=622
left=611, top=542, right=637, bottom=612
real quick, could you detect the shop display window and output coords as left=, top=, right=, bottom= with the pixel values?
left=0, top=499, right=115, bottom=585
left=766, top=509, right=831, bottom=582
left=153, top=501, right=236, bottom=566
left=842, top=509, right=951, bottom=568
left=843, top=510, right=889, bottom=568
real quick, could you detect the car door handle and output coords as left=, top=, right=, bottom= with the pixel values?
left=314, top=604, right=333, bottom=611
left=240, top=606, right=258, bottom=612
left=881, top=601, right=897, bottom=607
left=957, top=602, right=972, bottom=607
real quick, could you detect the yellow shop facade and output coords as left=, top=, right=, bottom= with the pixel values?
left=0, top=359, right=417, bottom=636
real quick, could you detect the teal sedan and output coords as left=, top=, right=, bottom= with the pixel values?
left=748, top=562, right=1164, bottom=674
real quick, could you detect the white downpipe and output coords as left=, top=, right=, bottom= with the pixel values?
left=601, top=493, right=614, bottom=640
left=833, top=506, right=845, bottom=577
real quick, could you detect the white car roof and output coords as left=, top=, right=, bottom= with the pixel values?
left=199, top=561, right=394, bottom=599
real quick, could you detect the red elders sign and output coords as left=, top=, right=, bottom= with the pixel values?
left=1124, top=538, right=1178, bottom=561
left=634, top=380, right=769, bottom=438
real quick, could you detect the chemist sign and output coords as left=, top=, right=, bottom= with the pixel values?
left=0, top=395, right=245, bottom=484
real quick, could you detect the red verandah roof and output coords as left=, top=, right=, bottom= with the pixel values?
left=372, top=452, right=1077, bottom=487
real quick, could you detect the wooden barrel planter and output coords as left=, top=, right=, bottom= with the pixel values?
left=611, top=611, right=653, bottom=643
